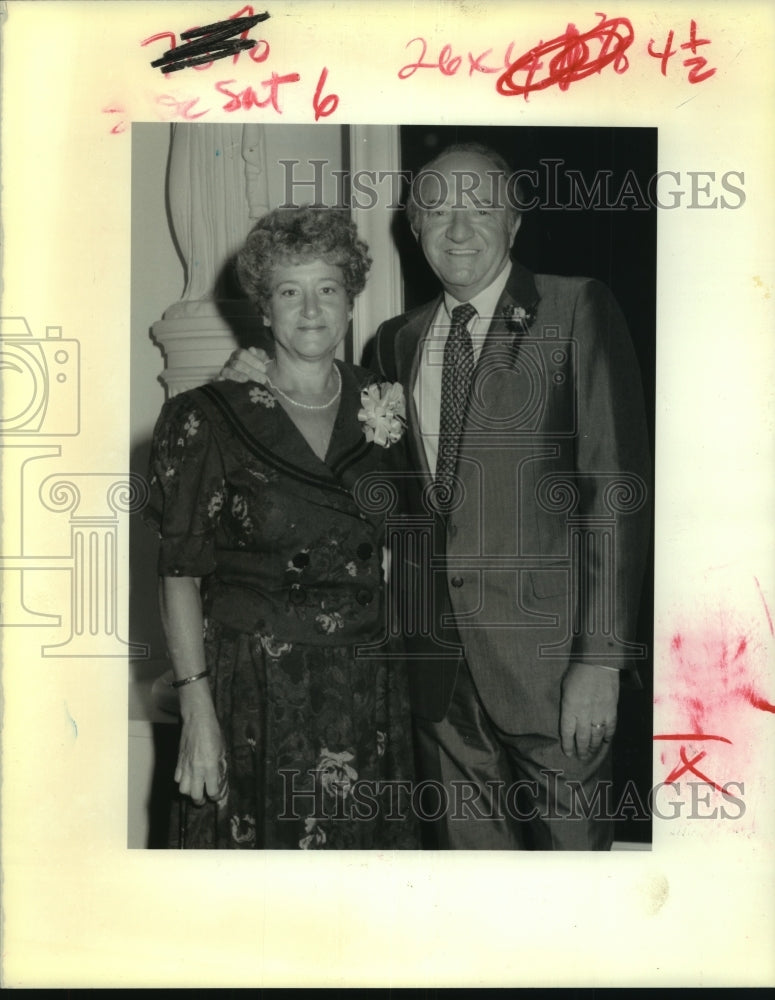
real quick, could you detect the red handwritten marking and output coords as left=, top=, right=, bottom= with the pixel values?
left=743, top=689, right=775, bottom=714
left=142, top=7, right=333, bottom=121
left=665, top=745, right=706, bottom=776
left=102, top=105, right=128, bottom=134
left=468, top=48, right=494, bottom=74
left=466, top=43, right=516, bottom=76
left=663, top=745, right=730, bottom=795
left=141, top=31, right=177, bottom=50
left=146, top=14, right=267, bottom=74
left=230, top=5, right=271, bottom=65
left=754, top=576, right=774, bottom=636
left=398, top=19, right=716, bottom=96
left=399, top=38, right=518, bottom=80
left=216, top=72, right=300, bottom=114
left=141, top=8, right=269, bottom=75
left=312, top=67, right=339, bottom=121
left=647, top=31, right=676, bottom=77
left=654, top=736, right=735, bottom=794
left=399, top=38, right=462, bottom=78
left=157, top=95, right=210, bottom=120
left=496, top=13, right=633, bottom=100
left=648, top=20, right=716, bottom=84
left=653, top=733, right=733, bottom=743
left=141, top=29, right=197, bottom=76
left=680, top=19, right=716, bottom=84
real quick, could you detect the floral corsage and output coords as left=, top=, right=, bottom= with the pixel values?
left=503, top=302, right=537, bottom=334
left=358, top=381, right=406, bottom=448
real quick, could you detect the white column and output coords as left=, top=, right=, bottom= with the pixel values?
left=151, top=124, right=270, bottom=397
left=349, top=126, right=403, bottom=363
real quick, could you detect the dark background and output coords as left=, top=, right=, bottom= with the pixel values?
left=397, top=125, right=657, bottom=843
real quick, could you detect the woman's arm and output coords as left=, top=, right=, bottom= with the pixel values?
left=159, top=575, right=228, bottom=807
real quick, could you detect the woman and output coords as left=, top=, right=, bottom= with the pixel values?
left=144, top=207, right=417, bottom=849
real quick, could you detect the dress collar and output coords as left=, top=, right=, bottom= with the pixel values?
left=195, top=364, right=381, bottom=503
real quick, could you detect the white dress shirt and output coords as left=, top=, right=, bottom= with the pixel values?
left=413, top=264, right=512, bottom=474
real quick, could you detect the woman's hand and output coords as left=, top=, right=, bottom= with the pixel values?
left=217, top=346, right=271, bottom=384
left=158, top=575, right=228, bottom=807
left=176, top=695, right=229, bottom=807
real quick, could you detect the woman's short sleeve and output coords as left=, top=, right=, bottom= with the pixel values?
left=143, top=393, right=226, bottom=578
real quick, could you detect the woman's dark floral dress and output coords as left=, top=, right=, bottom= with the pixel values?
left=144, top=362, right=418, bottom=849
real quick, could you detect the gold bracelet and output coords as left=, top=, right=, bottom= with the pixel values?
left=171, top=669, right=211, bottom=689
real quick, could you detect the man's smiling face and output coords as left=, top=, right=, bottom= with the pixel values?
left=412, top=150, right=520, bottom=302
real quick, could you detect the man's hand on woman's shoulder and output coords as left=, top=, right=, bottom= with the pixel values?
left=217, top=346, right=271, bottom=383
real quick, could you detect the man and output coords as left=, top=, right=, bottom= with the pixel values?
left=224, top=142, right=651, bottom=850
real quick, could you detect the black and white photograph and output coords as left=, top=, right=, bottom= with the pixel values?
left=129, top=123, right=656, bottom=854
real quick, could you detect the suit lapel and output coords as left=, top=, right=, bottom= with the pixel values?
left=395, top=297, right=440, bottom=480
left=457, top=262, right=542, bottom=487
left=478, top=260, right=541, bottom=366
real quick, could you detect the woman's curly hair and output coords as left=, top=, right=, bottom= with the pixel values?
left=236, top=206, right=372, bottom=313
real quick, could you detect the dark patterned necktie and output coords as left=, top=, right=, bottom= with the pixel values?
left=436, top=302, right=477, bottom=509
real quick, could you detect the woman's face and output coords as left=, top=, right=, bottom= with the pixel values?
left=263, top=259, right=351, bottom=364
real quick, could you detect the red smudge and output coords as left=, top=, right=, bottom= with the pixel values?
left=658, top=579, right=775, bottom=806
left=667, top=622, right=767, bottom=714
left=754, top=576, right=774, bottom=636
left=662, top=605, right=773, bottom=791
left=683, top=695, right=706, bottom=733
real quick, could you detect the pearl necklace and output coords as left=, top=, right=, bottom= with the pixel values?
left=267, top=364, right=342, bottom=411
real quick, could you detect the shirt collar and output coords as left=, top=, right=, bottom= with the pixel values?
left=443, top=261, right=512, bottom=327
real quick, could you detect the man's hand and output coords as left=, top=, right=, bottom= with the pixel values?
left=217, top=346, right=271, bottom=383
left=559, top=661, right=620, bottom=760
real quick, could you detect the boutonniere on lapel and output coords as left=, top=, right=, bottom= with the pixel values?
left=503, top=302, right=537, bottom=335
left=358, top=382, right=407, bottom=448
